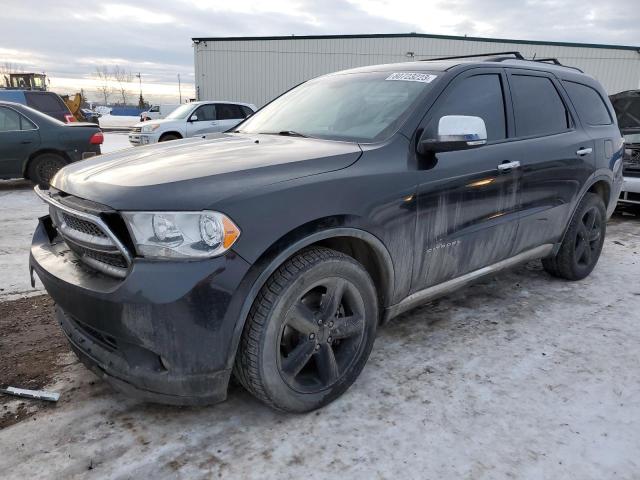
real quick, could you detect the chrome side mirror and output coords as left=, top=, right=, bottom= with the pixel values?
left=418, top=115, right=488, bottom=154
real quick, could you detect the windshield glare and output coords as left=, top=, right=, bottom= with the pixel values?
left=166, top=104, right=195, bottom=120
left=237, top=71, right=437, bottom=142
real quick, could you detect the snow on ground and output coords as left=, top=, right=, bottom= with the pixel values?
left=0, top=170, right=639, bottom=478
left=0, top=132, right=133, bottom=300
left=99, top=114, right=140, bottom=129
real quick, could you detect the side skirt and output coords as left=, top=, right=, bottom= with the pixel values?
left=383, top=244, right=554, bottom=322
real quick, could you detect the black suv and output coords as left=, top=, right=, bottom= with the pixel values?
left=30, top=53, right=623, bottom=412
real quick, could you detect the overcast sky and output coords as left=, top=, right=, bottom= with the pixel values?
left=1, top=0, right=639, bottom=102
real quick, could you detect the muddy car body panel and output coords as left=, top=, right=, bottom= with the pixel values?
left=30, top=56, right=623, bottom=406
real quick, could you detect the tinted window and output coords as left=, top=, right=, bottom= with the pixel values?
left=0, top=107, right=21, bottom=131
left=25, top=92, right=64, bottom=112
left=510, top=75, right=569, bottom=137
left=193, top=104, right=216, bottom=121
left=240, top=105, right=254, bottom=118
left=563, top=81, right=611, bottom=126
left=216, top=103, right=244, bottom=120
left=435, top=74, right=506, bottom=141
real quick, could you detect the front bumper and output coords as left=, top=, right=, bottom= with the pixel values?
left=619, top=175, right=640, bottom=205
left=30, top=217, right=252, bottom=405
left=128, top=133, right=159, bottom=146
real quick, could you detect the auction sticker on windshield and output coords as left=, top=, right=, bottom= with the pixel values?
left=386, top=72, right=438, bottom=83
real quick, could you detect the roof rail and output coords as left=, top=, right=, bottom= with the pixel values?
left=531, top=57, right=584, bottom=72
left=420, top=51, right=524, bottom=62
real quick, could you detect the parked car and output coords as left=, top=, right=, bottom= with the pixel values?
left=139, top=103, right=180, bottom=122
left=610, top=90, right=640, bottom=208
left=0, top=89, right=75, bottom=123
left=0, top=101, right=103, bottom=185
left=31, top=53, right=623, bottom=412
left=80, top=108, right=101, bottom=124
left=129, top=101, right=256, bottom=146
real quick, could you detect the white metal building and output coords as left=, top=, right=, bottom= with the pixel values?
left=193, top=33, right=640, bottom=107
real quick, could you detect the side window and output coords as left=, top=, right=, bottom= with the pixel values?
left=149, top=106, right=159, bottom=112
left=20, top=115, right=37, bottom=130
left=0, top=107, right=21, bottom=131
left=510, top=75, right=570, bottom=137
left=240, top=105, right=254, bottom=118
left=434, top=74, right=506, bottom=141
left=562, top=81, right=612, bottom=126
left=193, top=104, right=216, bottom=121
left=216, top=104, right=244, bottom=120
left=25, top=92, right=65, bottom=112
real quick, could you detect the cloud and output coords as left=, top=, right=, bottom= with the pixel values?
left=0, top=0, right=638, bottom=102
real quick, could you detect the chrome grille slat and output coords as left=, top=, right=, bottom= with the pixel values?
left=35, top=186, right=131, bottom=278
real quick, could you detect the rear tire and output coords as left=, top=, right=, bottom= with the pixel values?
left=542, top=192, right=606, bottom=280
left=159, top=133, right=180, bottom=142
left=27, top=153, right=66, bottom=186
left=234, top=247, right=378, bottom=412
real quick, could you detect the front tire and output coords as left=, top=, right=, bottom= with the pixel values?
left=543, top=192, right=606, bottom=280
left=159, top=133, right=180, bottom=142
left=234, top=247, right=378, bottom=412
left=27, top=153, right=67, bottom=186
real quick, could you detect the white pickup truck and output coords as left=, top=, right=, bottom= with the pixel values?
left=129, top=101, right=256, bottom=146
left=140, top=104, right=180, bottom=121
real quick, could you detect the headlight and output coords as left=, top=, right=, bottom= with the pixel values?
left=141, top=124, right=161, bottom=133
left=122, top=211, right=240, bottom=259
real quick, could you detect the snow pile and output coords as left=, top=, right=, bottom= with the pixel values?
left=99, top=115, right=140, bottom=129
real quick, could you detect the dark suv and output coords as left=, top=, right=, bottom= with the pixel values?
left=30, top=53, right=623, bottom=412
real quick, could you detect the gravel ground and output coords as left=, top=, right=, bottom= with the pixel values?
left=0, top=172, right=638, bottom=479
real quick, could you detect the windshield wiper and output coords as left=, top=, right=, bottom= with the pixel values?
left=258, top=130, right=309, bottom=138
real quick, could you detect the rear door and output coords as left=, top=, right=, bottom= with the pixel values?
left=25, top=91, right=70, bottom=122
left=505, top=69, right=595, bottom=253
left=215, top=103, right=247, bottom=131
left=0, top=106, right=40, bottom=177
left=412, top=68, right=521, bottom=291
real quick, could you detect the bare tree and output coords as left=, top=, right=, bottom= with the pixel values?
left=112, top=65, right=133, bottom=105
left=94, top=66, right=112, bottom=105
left=0, top=62, right=22, bottom=75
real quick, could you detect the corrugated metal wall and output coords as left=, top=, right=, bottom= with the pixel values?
left=194, top=35, right=640, bottom=107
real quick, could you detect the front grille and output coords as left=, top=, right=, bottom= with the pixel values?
left=70, top=316, right=119, bottom=352
left=62, top=212, right=107, bottom=238
left=131, top=126, right=142, bottom=133
left=623, top=148, right=640, bottom=175
left=36, top=187, right=131, bottom=279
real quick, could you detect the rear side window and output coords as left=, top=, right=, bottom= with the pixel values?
left=240, top=105, right=254, bottom=118
left=0, top=107, right=21, bottom=131
left=510, top=75, right=570, bottom=137
left=434, top=74, right=506, bottom=141
left=216, top=103, right=244, bottom=120
left=562, top=81, right=612, bottom=126
left=25, top=92, right=65, bottom=113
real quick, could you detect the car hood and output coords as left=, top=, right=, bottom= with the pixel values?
left=52, top=133, right=362, bottom=210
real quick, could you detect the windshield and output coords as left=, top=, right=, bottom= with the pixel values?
left=237, top=71, right=438, bottom=142
left=166, top=104, right=195, bottom=120
left=624, top=133, right=640, bottom=144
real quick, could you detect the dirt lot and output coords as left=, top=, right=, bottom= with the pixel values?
left=0, top=206, right=639, bottom=479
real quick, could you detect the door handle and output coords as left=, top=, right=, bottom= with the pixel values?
left=497, top=161, right=520, bottom=172
left=576, top=147, right=593, bottom=156
left=210, top=121, right=218, bottom=125
left=21, top=140, right=32, bottom=144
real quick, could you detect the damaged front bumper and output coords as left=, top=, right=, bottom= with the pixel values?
left=29, top=216, right=252, bottom=406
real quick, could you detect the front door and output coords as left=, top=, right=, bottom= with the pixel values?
left=186, top=104, right=220, bottom=137
left=412, top=69, right=521, bottom=291
left=0, top=106, right=40, bottom=177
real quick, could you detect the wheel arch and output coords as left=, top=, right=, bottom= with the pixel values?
left=159, top=131, right=183, bottom=141
left=23, top=149, right=71, bottom=178
left=556, top=174, right=613, bottom=251
left=224, top=220, right=395, bottom=371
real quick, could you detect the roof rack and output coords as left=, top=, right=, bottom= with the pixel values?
left=420, top=51, right=584, bottom=72
left=421, top=51, right=524, bottom=62
left=531, top=57, right=584, bottom=72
